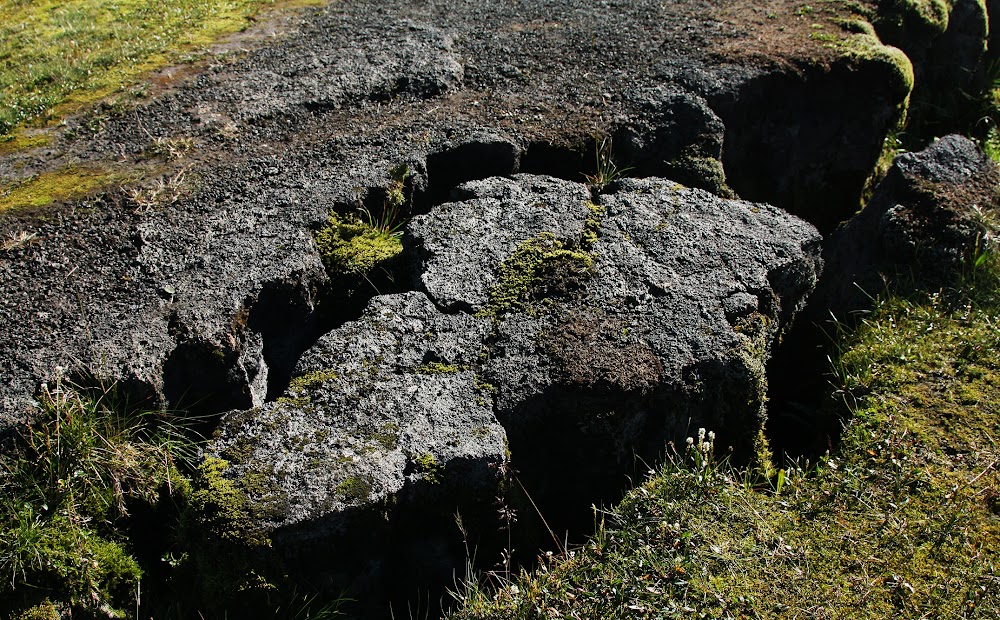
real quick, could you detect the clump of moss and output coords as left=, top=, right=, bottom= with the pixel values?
left=415, top=453, right=445, bottom=485
left=415, top=361, right=462, bottom=374
left=276, top=368, right=339, bottom=409
left=482, top=232, right=594, bottom=319
left=664, top=149, right=735, bottom=198
left=0, top=132, right=51, bottom=157
left=838, top=31, right=916, bottom=102
left=874, top=0, right=951, bottom=42
left=189, top=457, right=271, bottom=548
left=371, top=423, right=401, bottom=450
left=0, top=165, right=129, bottom=214
left=13, top=601, right=60, bottom=620
left=314, top=212, right=404, bottom=278
left=582, top=201, right=605, bottom=247
left=336, top=476, right=373, bottom=503
left=386, top=163, right=412, bottom=209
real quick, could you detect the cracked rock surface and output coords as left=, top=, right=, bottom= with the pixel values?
left=208, top=174, right=821, bottom=598
left=1, top=0, right=954, bottom=428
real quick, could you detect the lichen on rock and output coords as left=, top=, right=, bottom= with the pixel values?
left=483, top=232, right=594, bottom=319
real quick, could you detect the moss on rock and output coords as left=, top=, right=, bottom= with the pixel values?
left=414, top=361, right=462, bottom=374
left=336, top=475, right=373, bottom=503
left=190, top=457, right=271, bottom=547
left=664, top=150, right=735, bottom=198
left=839, top=31, right=916, bottom=102
left=314, top=212, right=403, bottom=278
left=876, top=0, right=952, bottom=40
left=414, top=453, right=445, bottom=484
left=482, top=232, right=594, bottom=319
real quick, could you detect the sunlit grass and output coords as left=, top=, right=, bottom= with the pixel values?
left=0, top=0, right=323, bottom=141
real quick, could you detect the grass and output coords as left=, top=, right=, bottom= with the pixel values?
left=0, top=373, right=346, bottom=618
left=0, top=0, right=326, bottom=216
left=0, top=0, right=323, bottom=142
left=447, top=234, right=1000, bottom=618
left=583, top=137, right=631, bottom=191
left=0, top=374, right=197, bottom=618
left=0, top=164, right=136, bottom=215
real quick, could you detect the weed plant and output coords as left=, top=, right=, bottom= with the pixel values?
left=583, top=137, right=632, bottom=191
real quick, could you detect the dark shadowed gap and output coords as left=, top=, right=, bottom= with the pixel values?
left=764, top=314, right=846, bottom=463
left=414, top=140, right=519, bottom=210
left=519, top=138, right=597, bottom=182
left=712, top=65, right=905, bottom=234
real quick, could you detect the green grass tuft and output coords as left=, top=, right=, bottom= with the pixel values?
left=0, top=375, right=196, bottom=617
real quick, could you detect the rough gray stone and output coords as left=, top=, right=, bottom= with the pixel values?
left=410, top=175, right=821, bottom=461
left=209, top=291, right=505, bottom=540
left=410, top=175, right=593, bottom=312
left=811, top=134, right=999, bottom=321
left=206, top=174, right=821, bottom=603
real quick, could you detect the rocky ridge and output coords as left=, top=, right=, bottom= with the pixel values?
left=206, top=174, right=821, bottom=603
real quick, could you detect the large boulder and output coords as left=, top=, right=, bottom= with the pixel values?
left=206, top=173, right=822, bottom=603
left=414, top=175, right=822, bottom=516
left=209, top=291, right=505, bottom=539
left=204, top=291, right=505, bottom=602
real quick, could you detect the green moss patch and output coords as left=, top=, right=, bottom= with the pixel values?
left=832, top=29, right=915, bottom=102
left=415, top=361, right=462, bottom=374
left=315, top=212, right=404, bottom=278
left=414, top=453, right=445, bottom=484
left=336, top=476, right=373, bottom=503
left=482, top=232, right=594, bottom=319
left=875, top=0, right=952, bottom=41
left=0, top=132, right=52, bottom=157
left=0, top=165, right=130, bottom=214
